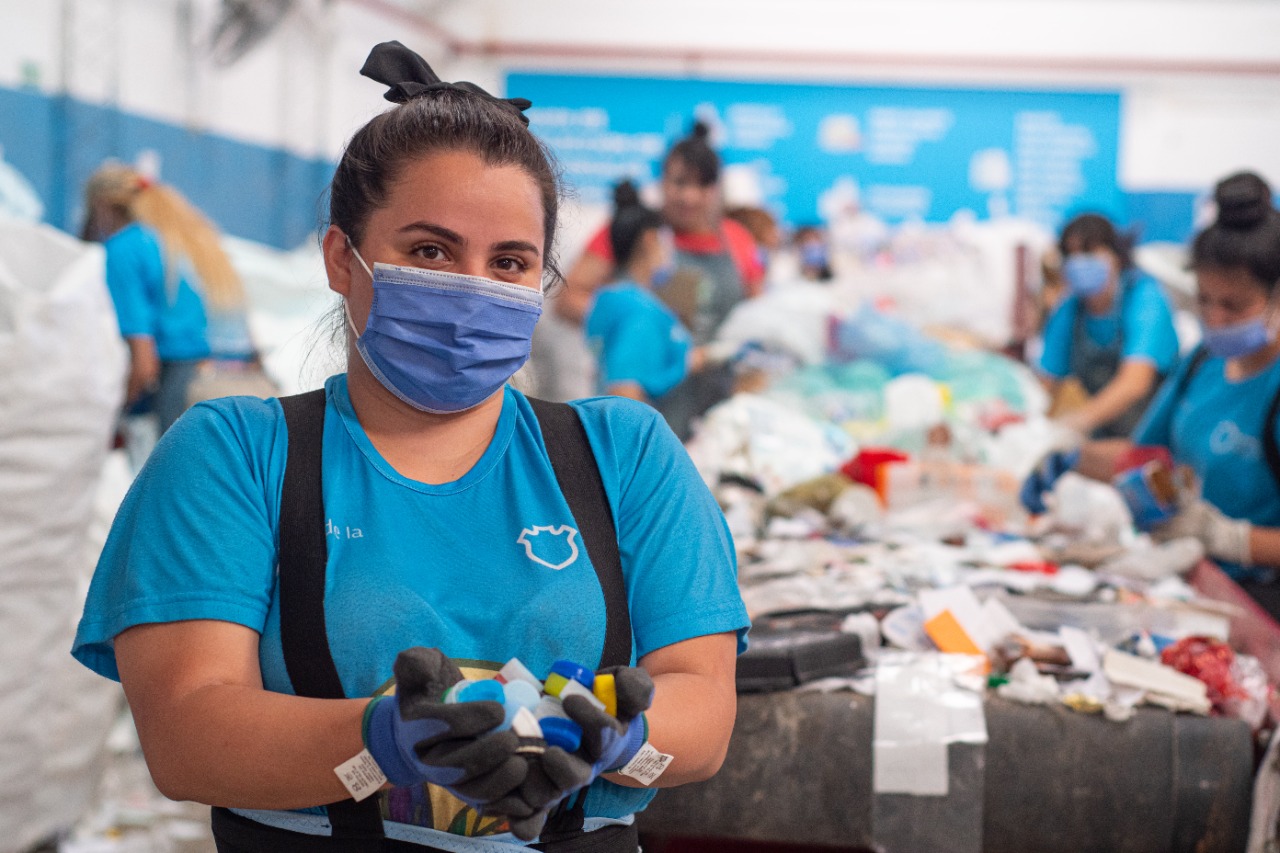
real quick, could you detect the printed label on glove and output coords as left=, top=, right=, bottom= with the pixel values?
left=334, top=748, right=387, bottom=802
left=616, top=742, right=673, bottom=786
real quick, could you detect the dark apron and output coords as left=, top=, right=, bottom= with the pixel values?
left=653, top=237, right=746, bottom=441
left=1068, top=282, right=1160, bottom=440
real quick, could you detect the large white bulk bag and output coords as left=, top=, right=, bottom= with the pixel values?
left=0, top=220, right=127, bottom=852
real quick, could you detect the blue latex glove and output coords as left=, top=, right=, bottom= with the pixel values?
left=363, top=648, right=528, bottom=809
left=1019, top=448, right=1081, bottom=514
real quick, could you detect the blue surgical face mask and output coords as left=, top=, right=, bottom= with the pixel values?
left=346, top=243, right=543, bottom=413
left=1201, top=315, right=1273, bottom=359
left=1062, top=254, right=1112, bottom=297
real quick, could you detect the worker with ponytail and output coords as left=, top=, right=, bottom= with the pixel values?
left=83, top=162, right=252, bottom=434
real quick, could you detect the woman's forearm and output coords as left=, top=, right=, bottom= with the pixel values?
left=1247, top=525, right=1280, bottom=569
left=116, top=622, right=371, bottom=809
left=1076, top=438, right=1134, bottom=482
left=1070, top=360, right=1157, bottom=433
left=129, top=681, right=370, bottom=808
left=605, top=633, right=739, bottom=789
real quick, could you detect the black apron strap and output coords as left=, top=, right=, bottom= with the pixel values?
left=527, top=397, right=632, bottom=669
left=527, top=397, right=633, bottom=840
left=278, top=389, right=385, bottom=838
left=1263, top=381, right=1280, bottom=495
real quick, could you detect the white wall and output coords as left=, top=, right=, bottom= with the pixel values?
left=2, top=0, right=1278, bottom=189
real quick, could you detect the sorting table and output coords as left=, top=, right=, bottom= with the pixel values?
left=639, top=564, right=1275, bottom=853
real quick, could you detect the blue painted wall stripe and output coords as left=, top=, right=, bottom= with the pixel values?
left=0, top=84, right=335, bottom=250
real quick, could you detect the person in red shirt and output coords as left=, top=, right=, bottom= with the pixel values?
left=558, top=121, right=764, bottom=329
left=560, top=122, right=763, bottom=438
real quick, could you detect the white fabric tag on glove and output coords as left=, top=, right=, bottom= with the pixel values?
left=334, top=748, right=387, bottom=802
left=616, top=742, right=673, bottom=786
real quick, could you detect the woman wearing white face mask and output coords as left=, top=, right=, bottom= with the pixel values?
left=71, top=42, right=747, bottom=852
left=1036, top=213, right=1180, bottom=439
left=1062, top=172, right=1280, bottom=617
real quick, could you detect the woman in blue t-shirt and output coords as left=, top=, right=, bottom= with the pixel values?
left=1027, top=172, right=1280, bottom=616
left=585, top=181, right=695, bottom=406
left=1037, top=213, right=1179, bottom=439
left=73, top=42, right=747, bottom=852
left=83, top=164, right=254, bottom=433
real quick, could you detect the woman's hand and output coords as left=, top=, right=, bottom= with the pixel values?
left=364, top=648, right=529, bottom=809
left=1153, top=498, right=1252, bottom=565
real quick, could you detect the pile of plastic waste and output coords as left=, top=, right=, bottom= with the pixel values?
left=692, top=294, right=1277, bottom=734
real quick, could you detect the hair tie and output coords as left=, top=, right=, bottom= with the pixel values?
left=359, top=41, right=532, bottom=126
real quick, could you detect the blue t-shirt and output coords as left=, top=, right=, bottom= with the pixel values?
left=73, top=376, right=748, bottom=847
left=1038, top=274, right=1178, bottom=379
left=1134, top=351, right=1280, bottom=567
left=104, top=222, right=210, bottom=361
left=585, top=283, right=691, bottom=400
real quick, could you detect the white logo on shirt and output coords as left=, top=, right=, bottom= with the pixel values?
left=1209, top=420, right=1262, bottom=461
left=517, top=525, right=580, bottom=570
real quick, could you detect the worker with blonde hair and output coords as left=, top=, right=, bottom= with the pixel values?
left=83, top=162, right=252, bottom=434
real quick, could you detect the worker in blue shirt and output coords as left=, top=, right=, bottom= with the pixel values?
left=584, top=181, right=694, bottom=405
left=1037, top=213, right=1180, bottom=439
left=1025, top=172, right=1280, bottom=618
left=73, top=42, right=747, bottom=852
left=83, top=163, right=251, bottom=433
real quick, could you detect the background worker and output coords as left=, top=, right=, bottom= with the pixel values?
left=83, top=163, right=253, bottom=436
left=1024, top=172, right=1280, bottom=619
left=1035, top=213, right=1180, bottom=439
left=584, top=180, right=693, bottom=405
left=560, top=122, right=764, bottom=438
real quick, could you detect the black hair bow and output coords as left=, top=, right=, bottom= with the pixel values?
left=360, top=41, right=532, bottom=126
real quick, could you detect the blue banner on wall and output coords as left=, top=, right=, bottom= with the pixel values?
left=508, top=72, right=1123, bottom=232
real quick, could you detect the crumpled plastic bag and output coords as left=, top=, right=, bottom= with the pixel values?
left=829, top=300, right=947, bottom=376
left=686, top=393, right=856, bottom=498
left=713, top=281, right=838, bottom=367
left=1096, top=537, right=1205, bottom=582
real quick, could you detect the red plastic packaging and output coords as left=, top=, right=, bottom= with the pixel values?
left=840, top=448, right=910, bottom=503
left=1160, top=636, right=1248, bottom=711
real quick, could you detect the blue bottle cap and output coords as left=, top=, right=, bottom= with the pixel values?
left=458, top=680, right=505, bottom=704
left=548, top=660, right=595, bottom=689
left=538, top=716, right=583, bottom=753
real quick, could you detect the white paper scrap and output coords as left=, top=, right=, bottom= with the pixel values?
left=1059, top=626, right=1101, bottom=673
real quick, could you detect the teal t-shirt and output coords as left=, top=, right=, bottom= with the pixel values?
left=104, top=222, right=210, bottom=360
left=1038, top=273, right=1178, bottom=379
left=1135, top=351, right=1280, bottom=530
left=585, top=283, right=691, bottom=400
left=73, top=376, right=748, bottom=847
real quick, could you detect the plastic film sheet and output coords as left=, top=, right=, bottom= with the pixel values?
left=872, top=652, right=988, bottom=853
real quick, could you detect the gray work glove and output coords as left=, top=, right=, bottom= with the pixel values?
left=1152, top=498, right=1252, bottom=566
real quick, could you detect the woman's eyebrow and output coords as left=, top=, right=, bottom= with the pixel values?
left=492, top=239, right=540, bottom=256
left=399, top=222, right=463, bottom=244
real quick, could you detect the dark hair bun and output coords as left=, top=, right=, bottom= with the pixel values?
left=690, top=120, right=711, bottom=141
left=612, top=179, right=641, bottom=210
left=1215, top=171, right=1274, bottom=229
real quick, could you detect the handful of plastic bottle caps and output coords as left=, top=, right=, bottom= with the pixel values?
left=443, top=658, right=618, bottom=753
